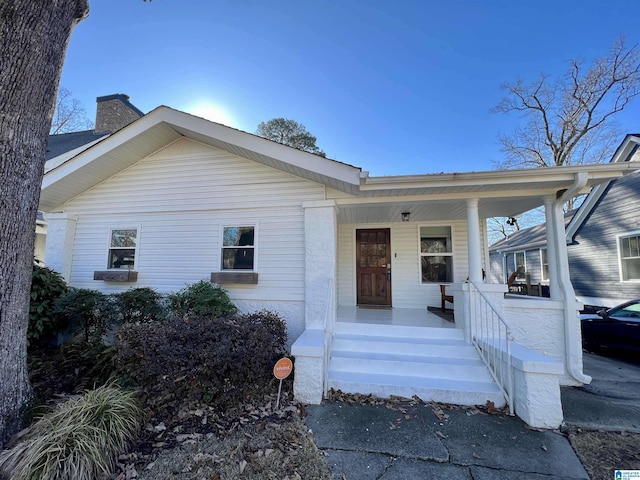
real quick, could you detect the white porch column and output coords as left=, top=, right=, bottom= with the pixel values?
left=466, top=198, right=483, bottom=283
left=544, top=196, right=562, bottom=301
left=292, top=200, right=337, bottom=405
left=43, top=212, right=77, bottom=281
left=302, top=200, right=338, bottom=329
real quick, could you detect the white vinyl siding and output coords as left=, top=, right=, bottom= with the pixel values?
left=64, top=138, right=324, bottom=301
left=337, top=224, right=355, bottom=306
left=337, top=220, right=469, bottom=309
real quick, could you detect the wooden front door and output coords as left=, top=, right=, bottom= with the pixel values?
left=356, top=228, right=391, bottom=306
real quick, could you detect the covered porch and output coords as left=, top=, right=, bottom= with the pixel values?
left=292, top=163, right=637, bottom=428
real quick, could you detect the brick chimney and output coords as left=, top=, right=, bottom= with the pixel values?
left=94, top=94, right=144, bottom=133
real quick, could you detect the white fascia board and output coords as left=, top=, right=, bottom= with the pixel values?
left=360, top=163, right=637, bottom=192
left=42, top=112, right=175, bottom=189
left=566, top=135, right=640, bottom=242
left=44, top=135, right=110, bottom=173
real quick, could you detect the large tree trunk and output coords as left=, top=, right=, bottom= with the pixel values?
left=0, top=0, right=88, bottom=446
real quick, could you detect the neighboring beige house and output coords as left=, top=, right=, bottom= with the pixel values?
left=40, top=106, right=637, bottom=428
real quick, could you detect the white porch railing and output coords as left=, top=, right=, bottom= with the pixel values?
left=468, top=281, right=515, bottom=414
left=323, top=277, right=335, bottom=398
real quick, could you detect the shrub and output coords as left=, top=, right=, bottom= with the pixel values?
left=28, top=264, right=68, bottom=347
left=167, top=280, right=237, bottom=318
left=116, top=310, right=287, bottom=414
left=29, top=342, right=118, bottom=401
left=54, top=288, right=117, bottom=344
left=115, top=287, right=166, bottom=324
left=0, top=385, right=141, bottom=480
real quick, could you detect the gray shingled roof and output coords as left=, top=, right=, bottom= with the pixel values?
left=46, top=129, right=106, bottom=160
left=489, top=211, right=575, bottom=252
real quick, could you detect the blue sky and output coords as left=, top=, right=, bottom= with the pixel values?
left=59, top=0, right=640, bottom=175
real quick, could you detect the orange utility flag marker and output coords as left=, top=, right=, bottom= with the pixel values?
left=273, top=357, right=293, bottom=408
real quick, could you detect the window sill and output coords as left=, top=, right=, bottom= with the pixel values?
left=211, top=272, right=258, bottom=284
left=93, top=270, right=138, bottom=282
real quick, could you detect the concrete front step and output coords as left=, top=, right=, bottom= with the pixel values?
left=327, top=322, right=505, bottom=407
left=332, top=333, right=478, bottom=359
left=328, top=370, right=506, bottom=407
left=335, top=322, right=463, bottom=340
left=329, top=350, right=494, bottom=382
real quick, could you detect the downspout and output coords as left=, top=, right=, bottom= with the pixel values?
left=554, top=172, right=591, bottom=384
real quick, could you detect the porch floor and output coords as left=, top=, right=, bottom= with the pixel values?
left=337, top=306, right=455, bottom=328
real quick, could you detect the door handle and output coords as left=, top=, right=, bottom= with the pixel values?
left=387, top=270, right=391, bottom=281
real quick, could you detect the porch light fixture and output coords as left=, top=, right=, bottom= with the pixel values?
left=401, top=212, right=410, bottom=222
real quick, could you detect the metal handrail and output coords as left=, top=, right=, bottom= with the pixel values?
left=468, top=280, right=515, bottom=414
left=323, top=277, right=335, bottom=399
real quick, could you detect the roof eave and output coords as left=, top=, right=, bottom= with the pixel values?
left=40, top=107, right=363, bottom=211
left=565, top=135, right=640, bottom=241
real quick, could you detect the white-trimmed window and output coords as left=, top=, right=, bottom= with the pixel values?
left=108, top=228, right=137, bottom=269
left=222, top=226, right=255, bottom=270
left=420, top=226, right=453, bottom=283
left=540, top=249, right=549, bottom=282
left=514, top=251, right=526, bottom=280
left=619, top=233, right=640, bottom=281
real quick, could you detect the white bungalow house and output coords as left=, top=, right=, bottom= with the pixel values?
left=40, top=106, right=637, bottom=428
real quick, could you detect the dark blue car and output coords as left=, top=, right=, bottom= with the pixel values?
left=580, top=299, right=640, bottom=354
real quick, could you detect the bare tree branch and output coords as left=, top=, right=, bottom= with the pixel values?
left=50, top=87, right=93, bottom=134
left=492, top=37, right=640, bottom=170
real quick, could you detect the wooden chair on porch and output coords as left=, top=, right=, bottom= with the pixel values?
left=440, top=284, right=453, bottom=312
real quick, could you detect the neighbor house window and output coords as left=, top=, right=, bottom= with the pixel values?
left=619, top=233, right=640, bottom=281
left=420, top=226, right=453, bottom=283
left=514, top=251, right=526, bottom=280
left=108, top=229, right=137, bottom=269
left=222, top=226, right=255, bottom=270
left=541, top=249, right=549, bottom=282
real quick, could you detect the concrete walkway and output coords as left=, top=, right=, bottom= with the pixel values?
left=306, top=402, right=588, bottom=479
left=304, top=353, right=640, bottom=480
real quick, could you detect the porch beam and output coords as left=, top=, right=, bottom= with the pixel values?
left=466, top=199, right=483, bottom=282
left=333, top=189, right=586, bottom=205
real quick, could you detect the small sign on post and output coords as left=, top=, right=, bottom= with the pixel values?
left=273, top=357, right=293, bottom=408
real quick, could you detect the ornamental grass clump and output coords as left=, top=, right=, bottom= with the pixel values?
left=0, top=384, right=141, bottom=480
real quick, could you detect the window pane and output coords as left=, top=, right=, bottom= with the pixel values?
left=223, top=227, right=254, bottom=247
left=222, top=248, right=254, bottom=270
left=109, top=249, right=136, bottom=269
left=111, top=229, right=136, bottom=248
left=622, top=258, right=640, bottom=281
left=421, top=256, right=452, bottom=283
left=515, top=252, right=525, bottom=279
left=422, top=238, right=448, bottom=254
left=630, top=236, right=639, bottom=257
left=420, top=227, right=452, bottom=254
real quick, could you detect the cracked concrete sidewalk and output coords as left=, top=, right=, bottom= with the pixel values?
left=305, top=402, right=588, bottom=480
